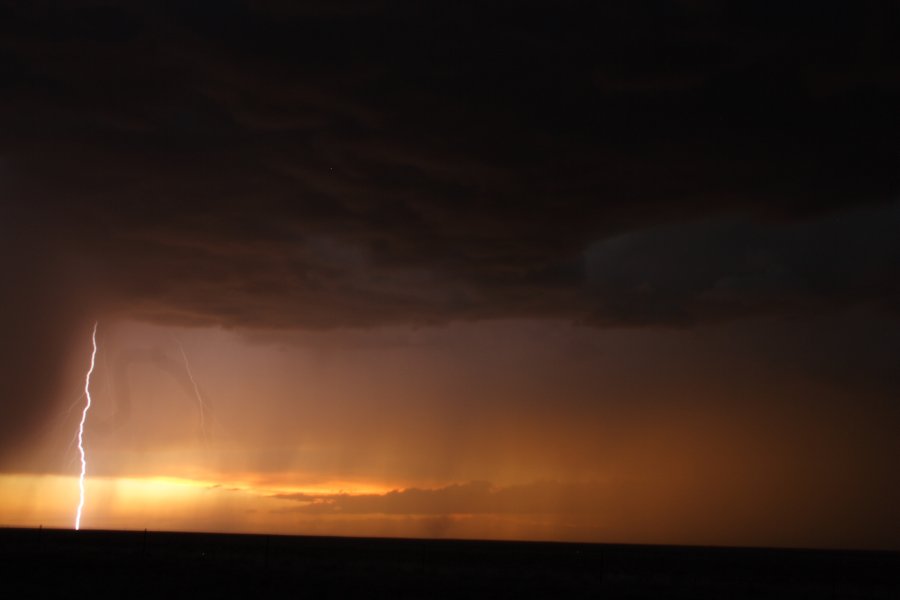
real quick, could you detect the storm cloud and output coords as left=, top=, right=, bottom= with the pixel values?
left=2, top=2, right=899, bottom=463
left=585, top=202, right=900, bottom=325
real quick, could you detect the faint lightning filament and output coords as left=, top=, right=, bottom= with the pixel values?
left=75, top=321, right=98, bottom=531
left=176, top=340, right=210, bottom=446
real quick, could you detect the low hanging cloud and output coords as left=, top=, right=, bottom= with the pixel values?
left=585, top=202, right=900, bottom=325
left=275, top=481, right=609, bottom=516
left=268, top=476, right=900, bottom=548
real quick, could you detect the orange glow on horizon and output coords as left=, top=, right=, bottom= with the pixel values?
left=0, top=474, right=407, bottom=534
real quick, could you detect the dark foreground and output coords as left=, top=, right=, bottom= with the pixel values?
left=1, top=528, right=897, bottom=599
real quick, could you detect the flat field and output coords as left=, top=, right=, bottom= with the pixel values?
left=1, top=528, right=897, bottom=599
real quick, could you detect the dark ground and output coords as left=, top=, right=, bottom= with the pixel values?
left=1, top=528, right=897, bottom=599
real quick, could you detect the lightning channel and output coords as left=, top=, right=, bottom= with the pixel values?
left=176, top=339, right=210, bottom=446
left=75, top=321, right=98, bottom=531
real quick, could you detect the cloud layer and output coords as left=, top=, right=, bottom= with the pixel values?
left=2, top=2, right=899, bottom=466
left=4, top=2, right=899, bottom=329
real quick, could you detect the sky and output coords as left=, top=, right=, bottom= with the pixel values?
left=1, top=1, right=899, bottom=549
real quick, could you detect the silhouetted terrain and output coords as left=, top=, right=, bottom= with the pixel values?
left=1, top=528, right=897, bottom=599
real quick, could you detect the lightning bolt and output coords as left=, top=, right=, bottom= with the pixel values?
left=176, top=339, right=210, bottom=446
left=75, top=321, right=98, bottom=531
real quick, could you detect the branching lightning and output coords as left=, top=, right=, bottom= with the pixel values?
left=53, top=393, right=85, bottom=469
left=75, top=321, right=98, bottom=531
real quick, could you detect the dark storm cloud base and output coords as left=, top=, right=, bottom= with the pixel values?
left=3, top=1, right=900, bottom=460
left=4, top=1, right=899, bottom=330
left=2, top=528, right=898, bottom=599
